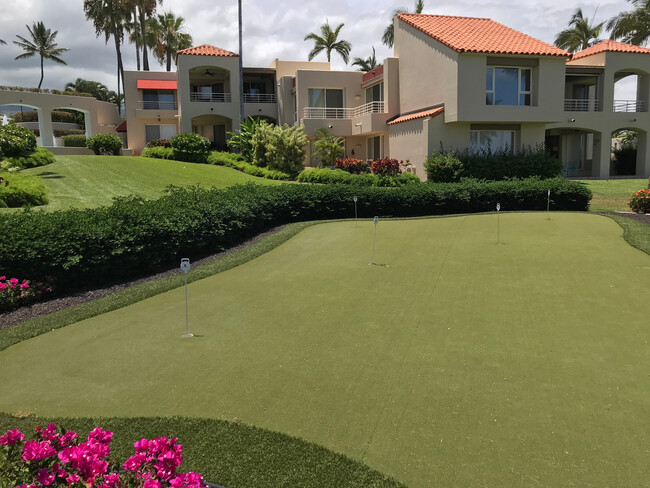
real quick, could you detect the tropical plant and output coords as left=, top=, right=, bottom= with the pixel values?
left=304, top=22, right=352, bottom=63
left=312, top=128, right=344, bottom=168
left=554, top=8, right=604, bottom=53
left=383, top=0, right=424, bottom=48
left=125, top=8, right=143, bottom=70
left=352, top=46, right=379, bottom=71
left=607, top=0, right=650, bottom=46
left=13, top=22, right=68, bottom=89
left=64, top=78, right=120, bottom=104
left=145, top=11, right=193, bottom=71
left=252, top=123, right=308, bottom=175
left=0, top=37, right=5, bottom=45
left=227, top=117, right=265, bottom=162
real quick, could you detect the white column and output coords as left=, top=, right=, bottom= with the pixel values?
left=38, top=108, right=54, bottom=147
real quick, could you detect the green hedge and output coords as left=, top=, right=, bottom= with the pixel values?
left=141, top=146, right=173, bottom=159
left=62, top=134, right=87, bottom=147
left=297, top=168, right=421, bottom=187
left=0, top=171, right=49, bottom=207
left=0, top=178, right=590, bottom=290
left=1, top=147, right=55, bottom=170
left=86, top=134, right=122, bottom=155
left=209, top=152, right=291, bottom=180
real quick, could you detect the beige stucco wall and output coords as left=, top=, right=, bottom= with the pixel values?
left=268, top=59, right=330, bottom=79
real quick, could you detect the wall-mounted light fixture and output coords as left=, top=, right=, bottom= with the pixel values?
left=354, top=123, right=362, bottom=127
left=328, top=124, right=333, bottom=128
left=569, top=118, right=576, bottom=123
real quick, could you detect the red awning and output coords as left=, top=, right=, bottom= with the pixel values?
left=116, top=121, right=127, bottom=133
left=137, top=79, right=177, bottom=90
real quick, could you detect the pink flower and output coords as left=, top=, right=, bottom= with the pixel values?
left=22, top=440, right=57, bottom=461
left=143, top=480, right=162, bottom=488
left=0, top=276, right=6, bottom=280
left=134, top=438, right=150, bottom=453
left=9, top=278, right=18, bottom=284
left=20, top=282, right=30, bottom=289
left=0, top=428, right=25, bottom=446
left=123, top=452, right=147, bottom=471
left=99, top=473, right=121, bottom=488
left=36, top=468, right=56, bottom=486
left=0, top=283, right=6, bottom=291
left=66, top=473, right=80, bottom=485
left=88, top=427, right=113, bottom=444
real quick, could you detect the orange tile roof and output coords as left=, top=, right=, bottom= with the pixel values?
left=571, top=40, right=650, bottom=60
left=177, top=44, right=238, bottom=57
left=362, top=65, right=384, bottom=83
left=387, top=107, right=444, bottom=125
left=397, top=13, right=570, bottom=57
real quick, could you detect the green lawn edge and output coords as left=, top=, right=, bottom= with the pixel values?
left=607, top=214, right=650, bottom=255
left=0, top=413, right=406, bottom=488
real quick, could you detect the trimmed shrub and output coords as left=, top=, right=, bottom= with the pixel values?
left=297, top=168, right=420, bottom=187
left=1, top=147, right=55, bottom=170
left=252, top=123, right=307, bottom=175
left=628, top=188, right=650, bottom=214
left=0, top=124, right=37, bottom=157
left=425, top=153, right=465, bottom=182
left=208, top=151, right=244, bottom=166
left=141, top=146, right=173, bottom=159
left=0, top=172, right=49, bottom=207
left=145, top=138, right=172, bottom=148
left=12, top=110, right=79, bottom=124
left=370, top=158, right=401, bottom=176
left=86, top=134, right=122, bottom=155
left=209, top=152, right=291, bottom=180
left=62, top=134, right=87, bottom=147
left=170, top=132, right=211, bottom=163
left=334, top=157, right=369, bottom=174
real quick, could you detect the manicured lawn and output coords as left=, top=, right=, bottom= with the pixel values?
left=20, top=155, right=282, bottom=211
left=580, top=178, right=648, bottom=212
left=1, top=213, right=649, bottom=487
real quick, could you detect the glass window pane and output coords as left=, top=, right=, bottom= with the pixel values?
left=520, top=69, right=531, bottom=92
left=486, top=92, right=494, bottom=105
left=486, top=68, right=493, bottom=91
left=366, top=88, right=373, bottom=104
left=470, top=131, right=479, bottom=152
left=520, top=93, right=531, bottom=106
left=494, top=67, right=518, bottom=106
left=374, top=136, right=381, bottom=158
left=145, top=125, right=160, bottom=142
left=326, top=89, right=344, bottom=108
left=160, top=125, right=177, bottom=140
left=309, top=88, right=325, bottom=107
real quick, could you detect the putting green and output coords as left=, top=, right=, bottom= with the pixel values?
left=1, top=213, right=649, bottom=487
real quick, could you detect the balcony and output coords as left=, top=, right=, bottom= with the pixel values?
left=137, top=100, right=178, bottom=110
left=613, top=100, right=647, bottom=112
left=190, top=92, right=231, bottom=103
left=243, top=93, right=276, bottom=104
left=564, top=99, right=600, bottom=112
left=302, top=101, right=384, bottom=119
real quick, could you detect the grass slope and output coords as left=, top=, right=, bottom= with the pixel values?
left=580, top=178, right=648, bottom=212
left=1, top=213, right=649, bottom=487
left=20, top=155, right=282, bottom=211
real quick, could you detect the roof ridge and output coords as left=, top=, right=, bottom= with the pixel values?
left=398, top=13, right=490, bottom=21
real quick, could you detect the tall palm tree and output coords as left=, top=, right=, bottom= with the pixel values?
left=238, top=0, right=244, bottom=127
left=383, top=0, right=424, bottom=49
left=146, top=12, right=192, bottom=71
left=352, top=46, right=379, bottom=71
left=0, top=38, right=6, bottom=45
left=608, top=0, right=650, bottom=46
left=13, top=21, right=68, bottom=89
left=64, top=78, right=112, bottom=100
left=304, top=22, right=352, bottom=64
left=132, top=0, right=162, bottom=71
left=125, top=8, right=142, bottom=70
left=554, top=8, right=604, bottom=53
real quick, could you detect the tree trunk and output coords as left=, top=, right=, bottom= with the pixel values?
left=38, top=55, right=44, bottom=89
left=238, top=0, right=244, bottom=122
left=114, top=34, right=125, bottom=113
left=140, top=8, right=149, bottom=71
left=133, top=8, right=141, bottom=71
left=166, top=50, right=171, bottom=71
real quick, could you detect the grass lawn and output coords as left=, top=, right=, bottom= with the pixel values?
left=580, top=178, right=648, bottom=212
left=19, top=154, right=282, bottom=211
left=1, top=213, right=649, bottom=487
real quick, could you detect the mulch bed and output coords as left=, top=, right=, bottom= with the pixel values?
left=607, top=211, right=650, bottom=226
left=0, top=226, right=285, bottom=331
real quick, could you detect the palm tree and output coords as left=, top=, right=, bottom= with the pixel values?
left=131, top=0, right=162, bottom=71
left=238, top=0, right=244, bottom=127
left=554, top=8, right=604, bottom=53
left=64, top=78, right=113, bottom=100
left=607, top=0, right=650, bottom=46
left=0, top=38, right=6, bottom=45
left=13, top=22, right=68, bottom=89
left=125, top=8, right=142, bottom=70
left=352, top=46, right=379, bottom=71
left=383, top=0, right=424, bottom=48
left=304, top=22, right=352, bottom=64
left=146, top=12, right=192, bottom=71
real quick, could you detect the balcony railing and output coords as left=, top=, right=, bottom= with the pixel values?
left=613, top=100, right=647, bottom=112
left=190, top=92, right=231, bottom=103
left=564, top=99, right=600, bottom=112
left=137, top=100, right=178, bottom=110
left=302, top=101, right=385, bottom=119
left=243, top=93, right=277, bottom=103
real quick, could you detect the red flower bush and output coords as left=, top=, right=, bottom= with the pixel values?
left=628, top=188, right=650, bottom=214
left=370, top=158, right=402, bottom=177
left=334, top=157, right=369, bottom=174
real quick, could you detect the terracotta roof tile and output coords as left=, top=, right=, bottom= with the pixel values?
left=388, top=107, right=444, bottom=125
left=177, top=44, right=238, bottom=57
left=398, top=13, right=570, bottom=57
left=362, top=65, right=384, bottom=83
left=571, top=40, right=650, bottom=60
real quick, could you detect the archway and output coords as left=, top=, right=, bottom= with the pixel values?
left=1, top=103, right=47, bottom=146
left=614, top=69, right=648, bottom=113
left=545, top=127, right=602, bottom=177
left=191, top=114, right=233, bottom=151
left=51, top=107, right=91, bottom=146
left=610, top=127, right=646, bottom=177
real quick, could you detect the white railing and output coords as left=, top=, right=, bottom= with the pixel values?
left=302, top=101, right=384, bottom=119
left=137, top=100, right=178, bottom=110
left=564, top=99, right=600, bottom=112
left=243, top=93, right=277, bottom=103
left=190, top=92, right=231, bottom=103
left=613, top=100, right=647, bottom=112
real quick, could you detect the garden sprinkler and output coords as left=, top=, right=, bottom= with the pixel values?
left=496, top=203, right=501, bottom=244
left=353, top=196, right=358, bottom=227
left=370, top=216, right=378, bottom=264
left=180, top=258, right=193, bottom=337
left=546, top=189, right=551, bottom=220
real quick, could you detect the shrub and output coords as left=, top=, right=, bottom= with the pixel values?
left=86, top=134, right=122, bottom=155
left=628, top=188, right=650, bottom=214
left=207, top=150, right=244, bottom=166
left=252, top=123, right=307, bottom=175
left=0, top=171, right=49, bottom=207
left=170, top=132, right=211, bottom=163
left=1, top=147, right=55, bottom=170
left=0, top=124, right=37, bottom=157
left=145, top=138, right=172, bottom=148
left=62, top=134, right=87, bottom=147
left=313, top=129, right=344, bottom=168
left=334, top=157, right=369, bottom=174
left=370, top=158, right=402, bottom=176
left=227, top=117, right=265, bottom=162
left=613, top=146, right=637, bottom=176
left=0, top=277, right=52, bottom=313
left=141, top=146, right=174, bottom=159
left=425, top=153, right=465, bottom=182
left=297, top=168, right=420, bottom=187
left=209, top=152, right=291, bottom=180
left=12, top=110, right=79, bottom=124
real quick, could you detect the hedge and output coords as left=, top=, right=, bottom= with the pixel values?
left=62, top=134, right=87, bottom=147
left=297, top=168, right=421, bottom=187
left=0, top=178, right=591, bottom=291
left=0, top=171, right=49, bottom=207
left=1, top=147, right=55, bottom=170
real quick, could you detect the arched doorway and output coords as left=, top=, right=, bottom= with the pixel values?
left=191, top=114, right=233, bottom=151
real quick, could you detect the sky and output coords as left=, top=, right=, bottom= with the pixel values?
left=0, top=0, right=635, bottom=92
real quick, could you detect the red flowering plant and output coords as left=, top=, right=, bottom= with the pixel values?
left=334, top=158, right=369, bottom=175
left=370, top=158, right=402, bottom=177
left=0, top=424, right=207, bottom=488
left=0, top=277, right=53, bottom=313
left=628, top=188, right=650, bottom=214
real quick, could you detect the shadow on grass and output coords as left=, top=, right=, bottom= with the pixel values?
left=37, top=171, right=65, bottom=179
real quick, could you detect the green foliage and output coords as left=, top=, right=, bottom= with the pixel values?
left=208, top=151, right=291, bottom=180
left=0, top=177, right=590, bottom=291
left=170, top=132, right=211, bottom=163
left=227, top=117, right=264, bottom=162
left=62, top=134, right=87, bottom=147
left=86, top=134, right=122, bottom=155
left=12, top=110, right=78, bottom=124
left=297, top=168, right=420, bottom=187
left=145, top=139, right=171, bottom=148
left=425, top=153, right=465, bottom=182
left=0, top=85, right=93, bottom=97
left=313, top=128, right=344, bottom=168
left=0, top=171, right=48, bottom=207
left=613, top=147, right=637, bottom=176
left=370, top=158, right=402, bottom=176
left=252, top=123, right=307, bottom=175
left=1, top=147, right=55, bottom=170
left=140, top=146, right=173, bottom=159
left=334, top=157, right=369, bottom=174
left=0, top=124, right=37, bottom=157
left=628, top=188, right=650, bottom=213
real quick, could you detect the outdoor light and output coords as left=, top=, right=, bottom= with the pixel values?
left=328, top=124, right=333, bottom=128
left=569, top=118, right=576, bottom=122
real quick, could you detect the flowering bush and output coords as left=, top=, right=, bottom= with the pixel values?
left=0, top=276, right=53, bottom=313
left=334, top=158, right=369, bottom=175
left=0, top=124, right=37, bottom=158
left=424, top=153, right=465, bottom=182
left=628, top=188, right=650, bottom=214
left=0, top=424, right=207, bottom=488
left=370, top=158, right=402, bottom=177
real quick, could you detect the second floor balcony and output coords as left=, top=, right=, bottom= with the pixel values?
left=564, top=99, right=600, bottom=112
left=243, top=93, right=277, bottom=104
left=302, top=101, right=384, bottom=119
left=190, top=92, right=231, bottom=103
left=613, top=100, right=647, bottom=112
left=137, top=100, right=178, bottom=110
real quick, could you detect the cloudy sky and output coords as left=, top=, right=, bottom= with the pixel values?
left=0, top=0, right=634, bottom=92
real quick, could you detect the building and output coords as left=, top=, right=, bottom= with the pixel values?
left=123, top=13, right=650, bottom=179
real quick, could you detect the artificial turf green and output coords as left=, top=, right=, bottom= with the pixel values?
left=19, top=154, right=282, bottom=211
left=1, top=213, right=649, bottom=487
left=580, top=178, right=648, bottom=212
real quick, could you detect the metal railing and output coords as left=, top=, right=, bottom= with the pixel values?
left=613, top=99, right=647, bottom=112
left=137, top=100, right=178, bottom=110
left=564, top=99, right=600, bottom=112
left=243, top=93, right=277, bottom=103
left=190, top=92, right=231, bottom=103
left=302, top=101, right=384, bottom=119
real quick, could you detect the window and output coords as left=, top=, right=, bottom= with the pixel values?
left=486, top=67, right=531, bottom=106
left=365, top=82, right=384, bottom=103
left=470, top=130, right=516, bottom=153
left=145, top=124, right=177, bottom=142
left=308, top=88, right=344, bottom=108
left=367, top=135, right=383, bottom=160
left=243, top=81, right=265, bottom=94
left=142, top=90, right=176, bottom=109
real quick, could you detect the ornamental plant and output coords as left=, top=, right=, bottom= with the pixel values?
left=0, top=124, right=37, bottom=157
left=628, top=188, right=650, bottom=214
left=170, top=133, right=211, bottom=163
left=424, top=152, right=465, bottom=182
left=334, top=157, right=369, bottom=174
left=0, top=276, right=52, bottom=312
left=370, top=158, right=402, bottom=177
left=0, top=424, right=207, bottom=488
left=86, top=134, right=122, bottom=156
